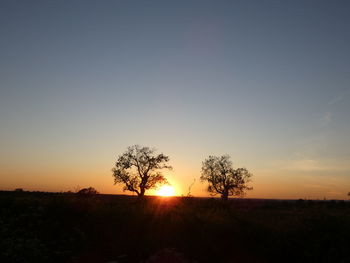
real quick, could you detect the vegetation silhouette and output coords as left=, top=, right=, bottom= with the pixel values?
left=77, top=187, right=99, bottom=196
left=186, top=179, right=196, bottom=197
left=4, top=147, right=350, bottom=262
left=112, top=145, right=172, bottom=197
left=1, top=191, right=349, bottom=263
left=201, top=155, right=253, bottom=200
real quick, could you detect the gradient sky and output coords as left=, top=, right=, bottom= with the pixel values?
left=1, top=0, right=350, bottom=199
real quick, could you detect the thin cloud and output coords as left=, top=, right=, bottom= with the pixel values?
left=328, top=89, right=350, bottom=105
left=286, top=157, right=350, bottom=173
left=290, top=159, right=324, bottom=171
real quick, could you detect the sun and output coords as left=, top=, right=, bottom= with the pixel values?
left=157, top=185, right=175, bottom=197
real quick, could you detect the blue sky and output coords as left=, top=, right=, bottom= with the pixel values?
left=1, top=0, right=350, bottom=198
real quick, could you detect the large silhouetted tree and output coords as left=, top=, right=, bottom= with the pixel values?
left=200, top=155, right=253, bottom=200
left=112, top=145, right=172, bottom=197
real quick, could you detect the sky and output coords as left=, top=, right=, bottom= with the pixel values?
left=1, top=0, right=350, bottom=199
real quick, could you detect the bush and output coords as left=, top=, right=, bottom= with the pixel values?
left=76, top=187, right=99, bottom=196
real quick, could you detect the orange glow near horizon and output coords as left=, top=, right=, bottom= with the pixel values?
left=2, top=160, right=350, bottom=200
left=156, top=185, right=176, bottom=197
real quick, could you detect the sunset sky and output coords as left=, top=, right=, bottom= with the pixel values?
left=1, top=0, right=350, bottom=199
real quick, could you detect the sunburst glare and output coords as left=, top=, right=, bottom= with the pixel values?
left=157, top=185, right=175, bottom=197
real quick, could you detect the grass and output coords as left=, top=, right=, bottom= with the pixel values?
left=0, top=191, right=349, bottom=262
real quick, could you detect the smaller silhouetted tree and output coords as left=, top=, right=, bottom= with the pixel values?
left=112, top=145, right=172, bottom=197
left=77, top=187, right=99, bottom=196
left=200, top=155, right=252, bottom=200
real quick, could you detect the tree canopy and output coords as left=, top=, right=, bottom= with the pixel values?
left=200, top=155, right=252, bottom=200
left=112, top=145, right=172, bottom=197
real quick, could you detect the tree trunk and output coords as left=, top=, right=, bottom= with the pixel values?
left=139, top=187, right=146, bottom=197
left=221, top=192, right=229, bottom=201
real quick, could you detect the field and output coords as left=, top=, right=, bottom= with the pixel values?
left=1, top=191, right=349, bottom=263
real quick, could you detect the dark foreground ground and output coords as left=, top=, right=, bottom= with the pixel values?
left=1, top=191, right=349, bottom=263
